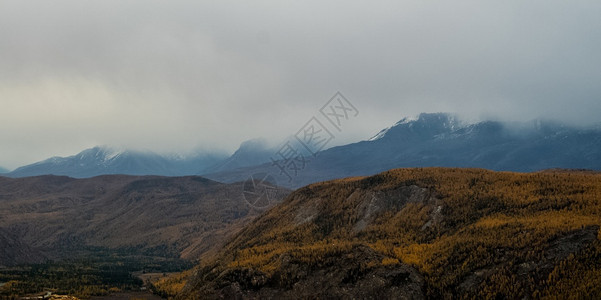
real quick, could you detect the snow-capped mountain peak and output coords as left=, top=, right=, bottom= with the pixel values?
left=7, top=146, right=227, bottom=178
left=369, top=113, right=464, bottom=141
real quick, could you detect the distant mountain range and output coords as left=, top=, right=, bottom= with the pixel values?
left=204, top=138, right=276, bottom=174
left=0, top=167, right=8, bottom=174
left=5, top=113, right=601, bottom=185
left=7, top=147, right=230, bottom=178
left=5, top=141, right=276, bottom=179
left=205, top=113, right=601, bottom=188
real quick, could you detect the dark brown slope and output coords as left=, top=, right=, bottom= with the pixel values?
left=0, top=175, right=289, bottom=266
left=178, top=168, right=601, bottom=299
left=0, top=228, right=46, bottom=267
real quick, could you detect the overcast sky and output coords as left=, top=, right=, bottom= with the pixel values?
left=1, top=1, right=600, bottom=169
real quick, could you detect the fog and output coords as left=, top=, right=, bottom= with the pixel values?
left=1, top=0, right=600, bottom=169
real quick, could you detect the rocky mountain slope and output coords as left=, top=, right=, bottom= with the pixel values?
left=7, top=147, right=228, bottom=178
left=203, top=138, right=275, bottom=174
left=7, top=114, right=601, bottom=184
left=205, top=113, right=601, bottom=188
left=0, top=175, right=289, bottom=266
left=177, top=168, right=601, bottom=299
left=5, top=139, right=277, bottom=179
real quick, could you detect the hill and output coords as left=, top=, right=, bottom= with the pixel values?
left=205, top=113, right=601, bottom=188
left=0, top=175, right=289, bottom=266
left=177, top=168, right=601, bottom=299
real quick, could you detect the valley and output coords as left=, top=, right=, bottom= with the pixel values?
left=2, top=168, right=601, bottom=299
left=2, top=1, right=600, bottom=298
left=0, top=174, right=289, bottom=298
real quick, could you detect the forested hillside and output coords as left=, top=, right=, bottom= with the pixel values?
left=0, top=175, right=289, bottom=298
left=175, top=168, right=601, bottom=299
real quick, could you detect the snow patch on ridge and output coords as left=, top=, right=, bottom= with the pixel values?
left=368, top=116, right=419, bottom=141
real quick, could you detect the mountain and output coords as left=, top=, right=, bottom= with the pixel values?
left=7, top=113, right=601, bottom=182
left=204, top=138, right=275, bottom=173
left=204, top=113, right=601, bottom=188
left=176, top=168, right=601, bottom=299
left=7, top=146, right=228, bottom=178
left=0, top=167, right=8, bottom=174
left=5, top=138, right=274, bottom=178
left=0, top=174, right=289, bottom=266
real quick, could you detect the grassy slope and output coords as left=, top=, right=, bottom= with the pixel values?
left=174, top=168, right=601, bottom=299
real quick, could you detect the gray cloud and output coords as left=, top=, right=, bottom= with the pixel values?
left=1, top=0, right=600, bottom=169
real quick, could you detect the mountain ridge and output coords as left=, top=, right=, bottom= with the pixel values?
left=176, top=167, right=601, bottom=299
left=204, top=138, right=275, bottom=174
left=0, top=174, right=290, bottom=266
left=5, top=113, right=601, bottom=183
left=204, top=113, right=601, bottom=188
left=7, top=146, right=228, bottom=178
